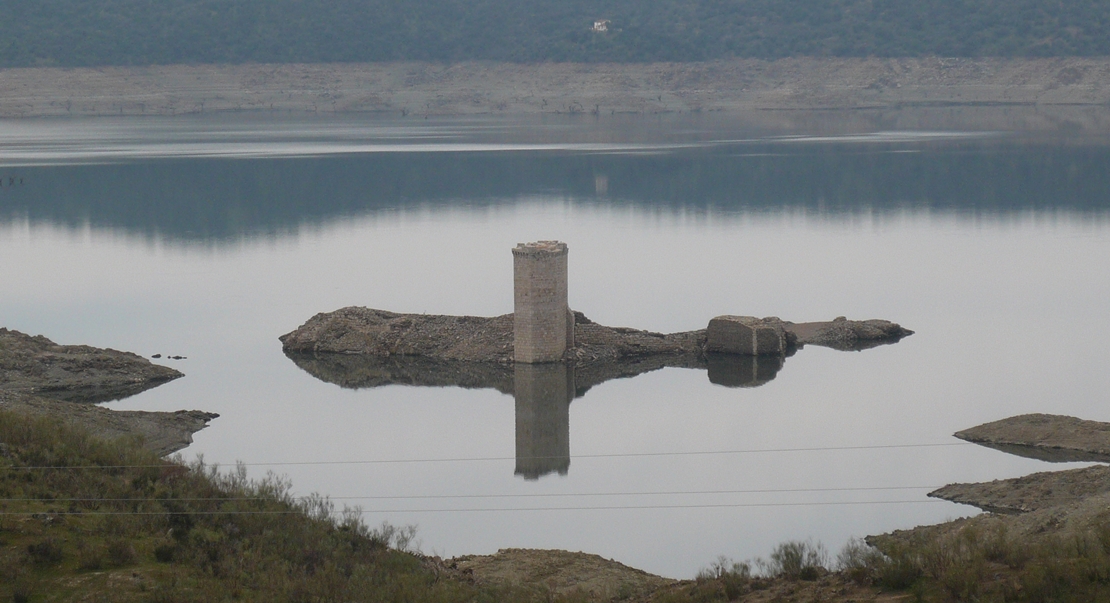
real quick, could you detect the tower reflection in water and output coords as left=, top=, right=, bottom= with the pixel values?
left=513, top=363, right=574, bottom=480
left=283, top=351, right=790, bottom=480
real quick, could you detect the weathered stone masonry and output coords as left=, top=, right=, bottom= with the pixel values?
left=513, top=241, right=574, bottom=363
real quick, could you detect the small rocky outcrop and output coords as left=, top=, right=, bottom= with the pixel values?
left=929, top=465, right=1110, bottom=514
left=784, top=317, right=914, bottom=351
left=0, top=328, right=183, bottom=403
left=278, top=308, right=516, bottom=361
left=281, top=308, right=911, bottom=394
left=954, top=413, right=1110, bottom=463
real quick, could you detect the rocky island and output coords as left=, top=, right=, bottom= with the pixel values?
left=280, top=307, right=913, bottom=392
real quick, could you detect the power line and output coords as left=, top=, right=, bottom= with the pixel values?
left=0, top=485, right=940, bottom=503
left=0, top=499, right=947, bottom=516
left=2, top=442, right=971, bottom=471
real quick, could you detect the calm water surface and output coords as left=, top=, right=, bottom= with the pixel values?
left=1, top=113, right=1109, bottom=577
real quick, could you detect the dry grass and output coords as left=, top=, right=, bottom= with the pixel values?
left=9, top=407, right=1110, bottom=602
left=0, top=409, right=560, bottom=602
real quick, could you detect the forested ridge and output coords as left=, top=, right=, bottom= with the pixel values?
left=2, top=0, right=1110, bottom=68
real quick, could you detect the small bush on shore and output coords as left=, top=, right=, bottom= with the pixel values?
left=760, top=539, right=828, bottom=580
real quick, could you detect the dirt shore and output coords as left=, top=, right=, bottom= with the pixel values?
left=874, top=414, right=1110, bottom=559
left=2, top=58, right=1109, bottom=121
left=926, top=414, right=1110, bottom=514
left=436, top=548, right=908, bottom=602
left=0, top=328, right=215, bottom=456
left=0, top=328, right=181, bottom=404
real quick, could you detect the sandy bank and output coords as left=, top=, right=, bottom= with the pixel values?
left=2, top=58, right=1110, bottom=120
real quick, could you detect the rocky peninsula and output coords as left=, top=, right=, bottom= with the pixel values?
left=0, top=328, right=182, bottom=404
left=0, top=328, right=216, bottom=456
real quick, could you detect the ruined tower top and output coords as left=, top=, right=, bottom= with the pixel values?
left=512, top=240, right=568, bottom=256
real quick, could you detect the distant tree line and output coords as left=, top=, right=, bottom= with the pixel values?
left=3, top=0, right=1110, bottom=67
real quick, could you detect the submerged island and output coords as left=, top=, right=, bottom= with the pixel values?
left=281, top=241, right=911, bottom=382
left=280, top=241, right=913, bottom=479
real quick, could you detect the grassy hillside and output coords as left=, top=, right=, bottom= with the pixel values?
left=2, top=0, right=1110, bottom=68
left=8, top=408, right=1110, bottom=601
left=0, top=409, right=525, bottom=602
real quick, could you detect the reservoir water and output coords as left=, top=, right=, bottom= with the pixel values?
left=1, top=112, right=1108, bottom=578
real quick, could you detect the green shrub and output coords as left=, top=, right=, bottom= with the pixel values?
left=77, top=542, right=105, bottom=571
left=875, top=552, right=922, bottom=590
left=107, top=538, right=137, bottom=566
left=763, top=540, right=828, bottom=580
left=836, top=538, right=885, bottom=585
left=695, top=555, right=751, bottom=600
left=26, top=538, right=64, bottom=565
left=0, top=410, right=512, bottom=602
left=154, top=542, right=178, bottom=563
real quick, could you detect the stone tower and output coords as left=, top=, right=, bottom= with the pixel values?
left=513, top=240, right=573, bottom=363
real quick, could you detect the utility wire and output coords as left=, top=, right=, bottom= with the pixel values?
left=1, top=442, right=971, bottom=471
left=0, top=499, right=947, bottom=516
left=0, top=485, right=940, bottom=503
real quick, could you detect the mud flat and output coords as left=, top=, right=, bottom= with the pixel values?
left=0, top=328, right=216, bottom=456
left=0, top=392, right=216, bottom=457
left=3, top=58, right=1110, bottom=129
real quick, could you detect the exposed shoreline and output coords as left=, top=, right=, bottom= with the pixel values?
left=8, top=324, right=1110, bottom=598
left=2, top=58, right=1110, bottom=124
left=873, top=413, right=1110, bottom=560
left=0, top=328, right=216, bottom=456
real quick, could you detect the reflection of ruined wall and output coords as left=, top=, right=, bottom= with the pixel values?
left=514, top=363, right=573, bottom=480
left=513, top=241, right=571, bottom=363
left=706, top=353, right=784, bottom=388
